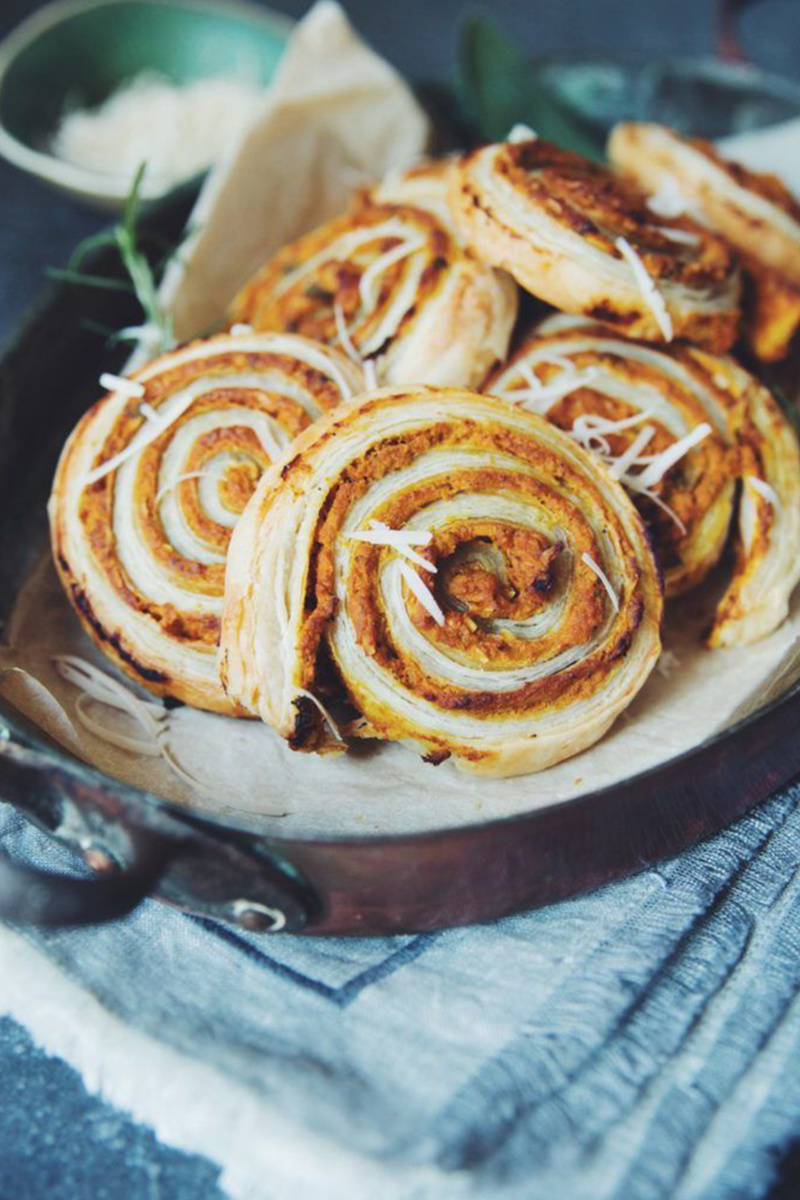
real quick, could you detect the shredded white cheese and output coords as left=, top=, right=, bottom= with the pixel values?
left=52, top=72, right=264, bottom=193
left=505, top=363, right=600, bottom=414
left=83, top=392, right=191, bottom=485
left=295, top=688, right=344, bottom=742
left=607, top=424, right=656, bottom=481
left=230, top=323, right=253, bottom=336
left=334, top=301, right=360, bottom=363
left=746, top=475, right=781, bottom=512
left=54, top=655, right=164, bottom=732
left=348, top=520, right=436, bottom=572
left=139, top=401, right=162, bottom=424
left=615, top=236, right=673, bottom=341
left=334, top=300, right=379, bottom=389
left=74, top=693, right=163, bottom=756
left=653, top=225, right=701, bottom=247
left=566, top=409, right=694, bottom=533
left=357, top=520, right=432, bottom=546
left=55, top=655, right=166, bottom=757
left=581, top=552, right=619, bottom=613
left=118, top=322, right=159, bottom=342
left=507, top=123, right=538, bottom=143
left=637, top=423, right=712, bottom=489
left=635, top=486, right=688, bottom=536
left=53, top=655, right=282, bottom=809
left=572, top=410, right=654, bottom=437
left=538, top=352, right=579, bottom=372
left=518, top=361, right=543, bottom=392
left=362, top=359, right=379, bottom=389
left=397, top=560, right=446, bottom=626
left=647, top=176, right=690, bottom=219
left=84, top=398, right=177, bottom=485
left=359, top=239, right=424, bottom=309
left=155, top=470, right=212, bottom=504
left=100, top=372, right=145, bottom=399
left=570, top=409, right=654, bottom=457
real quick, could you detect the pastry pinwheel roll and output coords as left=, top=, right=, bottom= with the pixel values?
left=448, top=136, right=740, bottom=352
left=367, top=159, right=459, bottom=229
left=608, top=122, right=800, bottom=361
left=220, top=387, right=663, bottom=777
left=608, top=122, right=800, bottom=286
left=50, top=332, right=363, bottom=712
left=231, top=187, right=518, bottom=389
left=486, top=315, right=800, bottom=646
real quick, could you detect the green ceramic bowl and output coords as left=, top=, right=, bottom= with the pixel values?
left=0, top=0, right=292, bottom=207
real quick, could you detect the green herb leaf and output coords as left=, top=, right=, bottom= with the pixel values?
left=46, top=267, right=135, bottom=294
left=457, top=13, right=604, bottom=159
left=113, top=163, right=174, bottom=353
left=50, top=162, right=175, bottom=357
left=66, top=230, right=121, bottom=270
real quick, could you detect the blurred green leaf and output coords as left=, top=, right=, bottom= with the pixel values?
left=46, top=267, right=135, bottom=294
left=48, top=164, right=174, bottom=354
left=458, top=13, right=605, bottom=158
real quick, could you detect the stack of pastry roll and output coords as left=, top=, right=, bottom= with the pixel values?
left=609, top=123, right=800, bottom=362
left=50, top=332, right=363, bottom=712
left=49, top=130, right=800, bottom=780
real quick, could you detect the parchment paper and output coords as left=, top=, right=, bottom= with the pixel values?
left=4, top=4, right=800, bottom=838
left=157, top=0, right=430, bottom=343
left=2, top=553, right=800, bottom=837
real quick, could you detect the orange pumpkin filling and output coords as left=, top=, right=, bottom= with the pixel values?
left=292, top=418, right=653, bottom=724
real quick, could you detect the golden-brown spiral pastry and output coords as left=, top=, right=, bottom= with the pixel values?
left=231, top=184, right=518, bottom=389
left=486, top=315, right=800, bottom=645
left=366, top=158, right=460, bottom=228
left=741, top=256, right=800, bottom=364
left=49, top=332, right=364, bottom=712
left=609, top=122, right=800, bottom=362
left=220, top=387, right=663, bottom=777
left=608, top=122, right=800, bottom=286
left=448, top=136, right=740, bottom=352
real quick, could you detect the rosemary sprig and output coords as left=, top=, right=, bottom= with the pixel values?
left=47, top=268, right=135, bottom=294
left=48, top=163, right=175, bottom=357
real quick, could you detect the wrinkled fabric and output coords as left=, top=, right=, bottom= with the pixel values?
left=0, top=787, right=799, bottom=1200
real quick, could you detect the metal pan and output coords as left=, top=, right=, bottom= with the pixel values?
left=2, top=79, right=799, bottom=938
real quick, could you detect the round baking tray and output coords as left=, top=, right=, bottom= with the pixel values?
left=1, top=58, right=799, bottom=937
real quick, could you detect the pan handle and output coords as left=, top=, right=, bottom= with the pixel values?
left=0, top=725, right=317, bottom=932
left=0, top=829, right=175, bottom=927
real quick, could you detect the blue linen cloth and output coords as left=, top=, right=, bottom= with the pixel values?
left=1, top=784, right=799, bottom=1200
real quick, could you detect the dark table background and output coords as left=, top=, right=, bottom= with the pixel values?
left=1, top=1, right=799, bottom=1197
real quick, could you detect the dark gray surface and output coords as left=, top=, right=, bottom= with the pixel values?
left=0, top=1018, right=226, bottom=1200
left=1, top=2, right=799, bottom=1199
